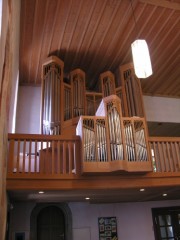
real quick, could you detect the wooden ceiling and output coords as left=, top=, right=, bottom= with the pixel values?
left=19, top=0, right=180, bottom=97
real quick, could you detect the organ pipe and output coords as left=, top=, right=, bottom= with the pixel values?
left=70, top=69, right=86, bottom=118
left=41, top=56, right=64, bottom=135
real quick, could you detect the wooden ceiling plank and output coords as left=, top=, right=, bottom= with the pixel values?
left=164, top=72, right=180, bottom=96
left=139, top=0, right=180, bottom=10
left=35, top=0, right=61, bottom=84
left=142, top=14, right=180, bottom=92
left=46, top=0, right=61, bottom=55
left=146, top=37, right=180, bottom=93
left=65, top=0, right=96, bottom=71
left=151, top=49, right=179, bottom=91
left=153, top=70, right=179, bottom=96
left=19, top=0, right=36, bottom=85
left=60, top=0, right=85, bottom=65
left=56, top=0, right=74, bottom=61
left=85, top=0, right=122, bottom=75
left=87, top=0, right=136, bottom=88
left=70, top=0, right=98, bottom=70
left=79, top=0, right=108, bottom=70
left=151, top=14, right=180, bottom=59
left=106, top=1, right=145, bottom=71
left=63, top=0, right=84, bottom=70
left=173, top=85, right=180, bottom=97
left=149, top=9, right=175, bottom=51
left=26, top=0, right=48, bottom=84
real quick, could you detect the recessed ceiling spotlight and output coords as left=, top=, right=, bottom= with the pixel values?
left=162, top=193, right=167, bottom=197
left=140, top=188, right=145, bottom=192
left=85, top=197, right=90, bottom=200
left=39, top=191, right=44, bottom=194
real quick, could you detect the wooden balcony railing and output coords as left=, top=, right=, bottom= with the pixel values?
left=149, top=137, right=180, bottom=173
left=7, top=134, right=80, bottom=179
left=7, top=134, right=180, bottom=179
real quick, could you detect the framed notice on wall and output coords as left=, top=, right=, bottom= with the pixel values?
left=98, top=217, right=118, bottom=240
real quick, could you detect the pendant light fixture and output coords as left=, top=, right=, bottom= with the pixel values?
left=130, top=1, right=153, bottom=78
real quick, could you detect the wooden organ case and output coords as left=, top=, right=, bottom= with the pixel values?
left=41, top=56, right=152, bottom=174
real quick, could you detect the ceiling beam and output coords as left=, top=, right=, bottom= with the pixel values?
left=139, top=0, right=180, bottom=10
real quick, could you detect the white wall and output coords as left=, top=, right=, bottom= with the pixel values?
left=15, top=86, right=180, bottom=134
left=9, top=200, right=180, bottom=240
left=16, top=86, right=41, bottom=134
left=143, top=96, right=180, bottom=123
left=70, top=200, right=180, bottom=240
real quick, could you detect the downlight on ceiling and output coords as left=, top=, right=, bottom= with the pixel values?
left=38, top=191, right=44, bottom=194
left=140, top=188, right=145, bottom=192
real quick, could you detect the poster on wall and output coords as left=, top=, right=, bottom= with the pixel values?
left=98, top=217, right=118, bottom=240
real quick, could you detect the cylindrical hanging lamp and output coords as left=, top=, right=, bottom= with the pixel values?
left=131, top=39, right=153, bottom=78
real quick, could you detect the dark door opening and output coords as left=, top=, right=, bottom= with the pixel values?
left=152, top=207, right=180, bottom=240
left=37, top=206, right=65, bottom=240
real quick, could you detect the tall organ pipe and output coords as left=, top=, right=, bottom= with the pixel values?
left=41, top=57, right=64, bottom=135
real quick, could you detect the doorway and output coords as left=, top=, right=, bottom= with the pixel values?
left=152, top=207, right=180, bottom=240
left=37, top=206, right=65, bottom=240
left=30, top=203, right=72, bottom=240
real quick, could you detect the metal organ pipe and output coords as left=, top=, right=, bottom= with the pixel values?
left=42, top=60, right=62, bottom=135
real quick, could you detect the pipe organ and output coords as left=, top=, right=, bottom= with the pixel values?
left=41, top=56, right=151, bottom=173
left=77, top=95, right=151, bottom=173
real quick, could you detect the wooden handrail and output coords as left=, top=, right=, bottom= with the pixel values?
left=149, top=137, right=180, bottom=142
left=8, top=133, right=80, bottom=141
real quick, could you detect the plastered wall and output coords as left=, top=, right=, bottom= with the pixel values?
left=15, top=86, right=180, bottom=134
left=9, top=200, right=180, bottom=240
left=143, top=95, right=180, bottom=123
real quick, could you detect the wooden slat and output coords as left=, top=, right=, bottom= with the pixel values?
left=52, top=141, right=55, bottom=174
left=22, top=140, right=26, bottom=173
left=16, top=140, right=20, bottom=173
left=57, top=140, right=60, bottom=174
left=63, top=141, right=67, bottom=174
left=166, top=142, right=173, bottom=172
left=35, top=140, right=37, bottom=173
left=68, top=142, right=72, bottom=174
left=175, top=142, right=180, bottom=170
left=28, top=140, right=32, bottom=173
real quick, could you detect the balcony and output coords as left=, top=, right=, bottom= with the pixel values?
left=6, top=133, right=180, bottom=191
left=6, top=59, right=180, bottom=193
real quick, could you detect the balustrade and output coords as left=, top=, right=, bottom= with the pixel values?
left=8, top=134, right=80, bottom=178
left=149, top=137, right=180, bottom=173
